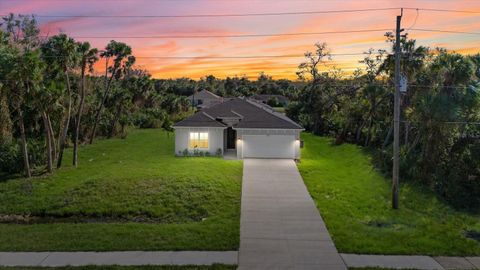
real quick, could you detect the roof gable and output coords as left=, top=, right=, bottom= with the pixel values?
left=188, top=90, right=221, bottom=100
left=173, top=111, right=226, bottom=128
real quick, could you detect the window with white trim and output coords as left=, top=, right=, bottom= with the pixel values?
left=189, top=132, right=209, bottom=149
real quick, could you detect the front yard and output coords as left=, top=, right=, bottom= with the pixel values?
left=0, top=129, right=242, bottom=251
left=298, top=133, right=480, bottom=256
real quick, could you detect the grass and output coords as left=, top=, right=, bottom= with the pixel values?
left=0, top=266, right=235, bottom=270
left=272, top=107, right=286, bottom=113
left=0, top=129, right=242, bottom=251
left=298, top=133, right=480, bottom=256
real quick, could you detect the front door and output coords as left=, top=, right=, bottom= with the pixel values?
left=227, top=128, right=236, bottom=149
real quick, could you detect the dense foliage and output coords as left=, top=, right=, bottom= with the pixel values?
left=0, top=15, right=194, bottom=177
left=287, top=40, right=480, bottom=210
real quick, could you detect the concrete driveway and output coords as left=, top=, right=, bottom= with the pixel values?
left=238, top=159, right=347, bottom=270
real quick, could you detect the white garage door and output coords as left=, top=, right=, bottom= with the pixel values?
left=243, top=135, right=295, bottom=159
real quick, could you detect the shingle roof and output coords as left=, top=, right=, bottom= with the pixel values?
left=173, top=111, right=226, bottom=127
left=174, top=98, right=302, bottom=129
left=188, top=90, right=221, bottom=100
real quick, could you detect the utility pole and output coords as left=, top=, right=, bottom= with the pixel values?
left=392, top=9, right=403, bottom=209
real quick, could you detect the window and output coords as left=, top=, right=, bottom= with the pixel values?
left=189, top=132, right=209, bottom=149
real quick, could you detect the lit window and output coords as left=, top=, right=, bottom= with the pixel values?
left=189, top=132, right=209, bottom=149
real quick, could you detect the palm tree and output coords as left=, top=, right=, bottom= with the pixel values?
left=89, top=40, right=135, bottom=144
left=1, top=14, right=42, bottom=177
left=7, top=50, right=44, bottom=177
left=73, top=42, right=98, bottom=167
left=41, top=34, right=78, bottom=168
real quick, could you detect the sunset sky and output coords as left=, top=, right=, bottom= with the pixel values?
left=2, top=0, right=480, bottom=80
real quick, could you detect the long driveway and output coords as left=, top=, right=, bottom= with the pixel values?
left=238, top=159, right=347, bottom=270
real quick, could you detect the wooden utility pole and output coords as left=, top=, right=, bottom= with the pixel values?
left=392, top=9, right=403, bottom=209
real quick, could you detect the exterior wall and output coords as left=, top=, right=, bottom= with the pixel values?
left=235, top=129, right=302, bottom=159
left=174, top=127, right=225, bottom=156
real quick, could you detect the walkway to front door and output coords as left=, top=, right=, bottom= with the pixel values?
left=239, top=159, right=347, bottom=270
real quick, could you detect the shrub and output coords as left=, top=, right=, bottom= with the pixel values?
left=216, top=148, right=223, bottom=156
left=182, top=149, right=189, bottom=157
left=132, top=109, right=166, bottom=129
left=27, top=139, right=46, bottom=168
left=0, top=139, right=22, bottom=174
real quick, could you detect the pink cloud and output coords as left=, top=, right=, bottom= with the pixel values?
left=4, top=0, right=480, bottom=79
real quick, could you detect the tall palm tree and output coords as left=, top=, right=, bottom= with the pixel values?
left=73, top=42, right=98, bottom=167
left=41, top=34, right=78, bottom=168
left=89, top=40, right=135, bottom=144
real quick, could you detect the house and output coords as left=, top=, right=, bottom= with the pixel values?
left=188, top=90, right=223, bottom=109
left=251, top=94, right=289, bottom=107
left=173, top=98, right=303, bottom=159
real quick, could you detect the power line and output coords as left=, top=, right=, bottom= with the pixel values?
left=406, top=9, right=419, bottom=31
left=3, top=8, right=401, bottom=18
left=405, top=7, right=480, bottom=14
left=39, top=52, right=381, bottom=59
left=4, top=7, right=480, bottom=19
left=34, top=28, right=480, bottom=41
left=410, top=28, right=480, bottom=35
left=49, top=28, right=392, bottom=39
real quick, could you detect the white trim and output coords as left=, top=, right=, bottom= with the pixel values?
left=233, top=128, right=305, bottom=131
left=173, top=126, right=227, bottom=130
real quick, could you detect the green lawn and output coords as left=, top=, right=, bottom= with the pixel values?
left=298, top=133, right=480, bottom=256
left=0, top=129, right=242, bottom=251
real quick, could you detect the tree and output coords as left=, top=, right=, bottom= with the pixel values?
left=73, top=42, right=98, bottom=166
left=89, top=40, right=135, bottom=144
left=7, top=50, right=44, bottom=177
left=0, top=31, right=13, bottom=142
left=358, top=49, right=388, bottom=146
left=41, top=34, right=78, bottom=168
left=1, top=14, right=42, bottom=177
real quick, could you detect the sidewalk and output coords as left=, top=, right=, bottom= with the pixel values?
left=341, top=254, right=480, bottom=270
left=1, top=251, right=479, bottom=269
left=0, top=251, right=237, bottom=267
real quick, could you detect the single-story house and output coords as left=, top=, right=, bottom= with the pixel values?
left=173, top=98, right=303, bottom=159
left=188, top=90, right=223, bottom=109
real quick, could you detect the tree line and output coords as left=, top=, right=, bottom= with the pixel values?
left=287, top=38, right=480, bottom=210
left=0, top=14, right=195, bottom=177
left=1, top=14, right=478, bottom=210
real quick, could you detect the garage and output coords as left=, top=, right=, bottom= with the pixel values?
left=242, top=134, right=296, bottom=159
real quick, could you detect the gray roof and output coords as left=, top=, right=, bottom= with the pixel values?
left=173, top=111, right=226, bottom=128
left=188, top=90, right=221, bottom=100
left=174, top=98, right=302, bottom=129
